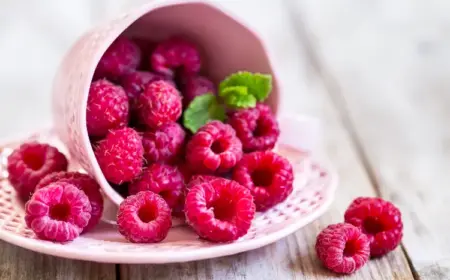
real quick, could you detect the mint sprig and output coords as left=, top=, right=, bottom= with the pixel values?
left=183, top=93, right=226, bottom=133
left=219, top=71, right=272, bottom=108
left=182, top=71, right=273, bottom=133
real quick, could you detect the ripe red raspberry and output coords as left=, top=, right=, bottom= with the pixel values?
left=138, top=80, right=182, bottom=129
left=36, top=172, right=103, bottom=233
left=315, top=223, right=370, bottom=274
left=151, top=37, right=201, bottom=77
left=129, top=163, right=184, bottom=210
left=86, top=79, right=129, bottom=138
left=117, top=191, right=172, bottom=243
left=7, top=142, right=68, bottom=201
left=232, top=151, right=294, bottom=211
left=142, top=122, right=186, bottom=164
left=181, top=75, right=215, bottom=107
left=94, top=127, right=144, bottom=184
left=228, top=104, right=279, bottom=152
left=25, top=182, right=92, bottom=242
left=344, top=197, right=403, bottom=257
left=186, top=121, right=243, bottom=174
left=94, top=36, right=141, bottom=80
left=121, top=71, right=175, bottom=111
left=185, top=177, right=255, bottom=242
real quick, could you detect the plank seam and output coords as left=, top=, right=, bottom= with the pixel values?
left=281, top=0, right=418, bottom=279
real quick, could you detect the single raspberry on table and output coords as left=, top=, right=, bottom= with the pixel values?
left=137, top=80, right=182, bottom=129
left=36, top=172, right=104, bottom=233
left=228, top=103, right=279, bottom=152
left=186, top=121, right=243, bottom=174
left=180, top=75, right=216, bottom=107
left=25, top=182, right=92, bottom=242
left=7, top=142, right=68, bottom=201
left=185, top=177, right=255, bottom=242
left=121, top=71, right=175, bottom=111
left=151, top=37, right=201, bottom=77
left=86, top=79, right=129, bottom=138
left=129, top=163, right=184, bottom=210
left=94, top=36, right=141, bottom=80
left=315, top=223, right=370, bottom=274
left=344, top=197, right=403, bottom=257
left=94, top=127, right=144, bottom=184
left=117, top=191, right=172, bottom=243
left=232, top=151, right=294, bottom=211
left=142, top=122, right=186, bottom=164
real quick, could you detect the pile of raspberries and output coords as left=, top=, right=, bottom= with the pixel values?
left=88, top=35, right=290, bottom=244
left=5, top=35, right=403, bottom=275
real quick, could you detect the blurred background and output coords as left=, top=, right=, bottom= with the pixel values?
left=0, top=0, right=449, bottom=277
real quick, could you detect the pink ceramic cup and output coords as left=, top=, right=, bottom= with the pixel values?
left=51, top=0, right=282, bottom=207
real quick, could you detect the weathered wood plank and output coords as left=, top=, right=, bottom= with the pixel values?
left=121, top=1, right=414, bottom=279
left=286, top=0, right=450, bottom=278
left=0, top=240, right=115, bottom=280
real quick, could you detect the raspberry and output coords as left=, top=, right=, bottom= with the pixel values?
left=129, top=163, right=184, bottom=210
left=94, top=127, right=144, bottom=184
left=36, top=172, right=104, bottom=233
left=232, top=151, right=294, bottom=211
left=94, top=36, right=141, bottom=80
left=86, top=79, right=129, bottom=137
left=186, top=121, right=243, bottom=174
left=142, top=122, right=186, bottom=164
left=151, top=37, right=201, bottom=77
left=315, top=223, right=370, bottom=274
left=181, top=75, right=216, bottom=107
left=117, top=191, right=172, bottom=243
left=185, top=177, right=255, bottom=242
left=137, top=80, right=182, bottom=129
left=7, top=142, right=68, bottom=201
left=344, top=197, right=403, bottom=257
left=25, top=182, right=92, bottom=242
left=228, top=104, right=280, bottom=152
left=121, top=71, right=174, bottom=111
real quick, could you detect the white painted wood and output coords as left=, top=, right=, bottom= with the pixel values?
left=288, top=0, right=450, bottom=278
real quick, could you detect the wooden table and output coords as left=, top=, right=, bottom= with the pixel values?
left=1, top=0, right=449, bottom=279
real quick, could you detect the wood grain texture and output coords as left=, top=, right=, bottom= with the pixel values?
left=121, top=1, right=414, bottom=279
left=0, top=241, right=115, bottom=280
left=286, top=0, right=450, bottom=279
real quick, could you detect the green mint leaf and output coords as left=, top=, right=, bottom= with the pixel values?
left=221, top=86, right=257, bottom=108
left=183, top=93, right=226, bottom=133
left=219, top=71, right=272, bottom=104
